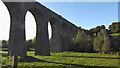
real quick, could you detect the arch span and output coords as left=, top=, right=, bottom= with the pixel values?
left=28, top=7, right=50, bottom=56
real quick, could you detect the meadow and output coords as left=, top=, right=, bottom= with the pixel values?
left=1, top=51, right=120, bottom=68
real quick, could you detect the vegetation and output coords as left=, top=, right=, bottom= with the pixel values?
left=108, top=22, right=120, bottom=33
left=93, top=29, right=111, bottom=53
left=72, top=31, right=93, bottom=52
left=26, top=39, right=35, bottom=50
left=90, top=25, right=106, bottom=34
left=1, top=51, right=119, bottom=68
left=1, top=40, right=8, bottom=48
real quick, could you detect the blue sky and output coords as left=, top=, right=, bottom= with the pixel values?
left=41, top=2, right=118, bottom=29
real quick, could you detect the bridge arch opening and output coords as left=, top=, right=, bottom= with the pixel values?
left=48, top=22, right=52, bottom=39
left=26, top=7, right=50, bottom=55
left=25, top=11, right=36, bottom=52
left=0, top=1, right=10, bottom=41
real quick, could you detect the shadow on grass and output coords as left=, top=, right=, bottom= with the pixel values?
left=18, top=56, right=117, bottom=68
left=61, top=56, right=120, bottom=59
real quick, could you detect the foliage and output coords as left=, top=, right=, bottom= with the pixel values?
left=93, top=29, right=111, bottom=53
left=90, top=25, right=106, bottom=34
left=72, top=31, right=93, bottom=52
left=26, top=38, right=36, bottom=50
left=101, top=25, right=105, bottom=29
left=110, top=33, right=120, bottom=51
left=1, top=40, right=8, bottom=48
left=108, top=22, right=120, bottom=33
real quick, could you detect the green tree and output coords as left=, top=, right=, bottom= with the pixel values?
left=102, top=37, right=111, bottom=52
left=93, top=29, right=111, bottom=53
left=108, top=22, right=116, bottom=33
left=32, top=37, right=36, bottom=44
left=72, top=31, right=93, bottom=52
left=101, top=25, right=105, bottom=29
left=2, top=40, right=8, bottom=47
left=93, top=33, right=103, bottom=52
left=90, top=26, right=101, bottom=33
left=108, top=22, right=120, bottom=33
left=26, top=39, right=34, bottom=50
left=114, top=22, right=120, bottom=33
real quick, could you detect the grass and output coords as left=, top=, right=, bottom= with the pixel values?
left=1, top=51, right=120, bottom=68
left=110, top=33, right=120, bottom=36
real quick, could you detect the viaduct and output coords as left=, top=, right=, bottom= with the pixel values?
left=2, top=1, right=80, bottom=56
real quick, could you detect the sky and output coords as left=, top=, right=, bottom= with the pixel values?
left=40, top=2, right=118, bottom=28
left=0, top=0, right=118, bottom=40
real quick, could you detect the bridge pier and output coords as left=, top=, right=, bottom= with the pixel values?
left=8, top=3, right=27, bottom=56
left=49, top=18, right=63, bottom=52
left=35, top=21, right=50, bottom=56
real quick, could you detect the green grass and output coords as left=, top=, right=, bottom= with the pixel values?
left=110, top=33, right=120, bottom=36
left=1, top=51, right=120, bottom=68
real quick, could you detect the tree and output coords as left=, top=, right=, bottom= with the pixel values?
left=93, top=29, right=111, bottom=53
left=90, top=26, right=101, bottom=33
left=108, top=22, right=116, bottom=33
left=2, top=40, right=8, bottom=47
left=32, top=37, right=36, bottom=44
left=26, top=39, right=34, bottom=50
left=72, top=31, right=93, bottom=52
left=108, top=22, right=120, bottom=33
left=114, top=22, right=120, bottom=33
left=101, top=25, right=105, bottom=29
left=102, top=36, right=111, bottom=52
left=93, top=33, right=103, bottom=52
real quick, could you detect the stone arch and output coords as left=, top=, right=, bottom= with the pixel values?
left=48, top=17, right=63, bottom=52
left=25, top=7, right=50, bottom=56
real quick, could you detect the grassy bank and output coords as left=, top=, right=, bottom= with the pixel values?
left=1, top=51, right=120, bottom=68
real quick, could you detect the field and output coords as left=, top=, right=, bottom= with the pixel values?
left=0, top=51, right=120, bottom=68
